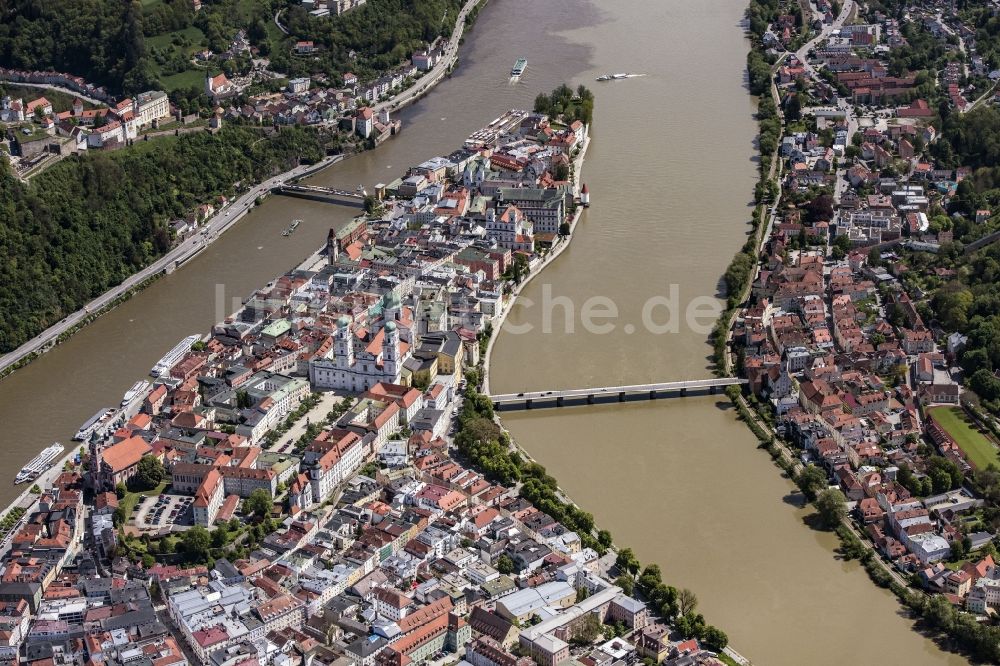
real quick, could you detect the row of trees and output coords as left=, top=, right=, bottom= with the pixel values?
left=0, top=126, right=335, bottom=354
left=452, top=388, right=605, bottom=554
left=614, top=550, right=728, bottom=652
left=453, top=386, right=731, bottom=652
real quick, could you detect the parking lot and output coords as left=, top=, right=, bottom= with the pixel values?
left=134, top=494, right=193, bottom=530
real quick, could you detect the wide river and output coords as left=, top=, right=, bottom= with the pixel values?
left=0, top=0, right=966, bottom=663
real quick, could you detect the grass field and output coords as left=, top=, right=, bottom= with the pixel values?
left=147, top=26, right=209, bottom=92
left=147, top=25, right=205, bottom=51
left=929, top=406, right=1000, bottom=470
left=160, top=68, right=208, bottom=92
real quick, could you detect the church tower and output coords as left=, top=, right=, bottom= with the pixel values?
left=383, top=321, right=400, bottom=380
left=335, top=316, right=354, bottom=369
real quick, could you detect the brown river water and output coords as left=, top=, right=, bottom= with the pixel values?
left=0, top=0, right=967, bottom=663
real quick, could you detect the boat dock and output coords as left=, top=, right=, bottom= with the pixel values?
left=465, top=109, right=530, bottom=149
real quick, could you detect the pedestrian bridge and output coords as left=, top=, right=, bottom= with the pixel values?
left=274, top=183, right=366, bottom=207
left=489, top=378, right=747, bottom=411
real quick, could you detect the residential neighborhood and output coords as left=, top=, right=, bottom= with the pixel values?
left=734, top=0, right=1000, bottom=646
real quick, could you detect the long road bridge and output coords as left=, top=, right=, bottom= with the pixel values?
left=489, top=378, right=747, bottom=411
left=274, top=183, right=367, bottom=207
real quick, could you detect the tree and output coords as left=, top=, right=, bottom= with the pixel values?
left=244, top=488, right=273, bottom=518
left=702, top=626, right=728, bottom=651
left=797, top=465, right=828, bottom=501
left=615, top=574, right=634, bottom=596
left=211, top=527, right=229, bottom=548
left=495, top=553, right=515, bottom=575
left=509, top=254, right=529, bottom=284
left=363, top=195, right=379, bottom=214
left=113, top=506, right=127, bottom=527
left=597, top=529, right=613, bottom=549
left=236, top=389, right=252, bottom=409
left=637, top=564, right=662, bottom=592
left=569, top=612, right=603, bottom=645
left=678, top=588, right=698, bottom=617
left=815, top=489, right=847, bottom=529
left=130, top=455, right=166, bottom=491
left=615, top=548, right=640, bottom=577
left=786, top=93, right=802, bottom=121
left=832, top=235, right=851, bottom=259
left=805, top=194, right=834, bottom=223
left=867, top=246, right=881, bottom=267
left=115, top=482, right=128, bottom=499
left=182, top=525, right=211, bottom=561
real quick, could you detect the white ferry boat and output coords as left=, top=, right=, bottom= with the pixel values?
left=596, top=72, right=631, bottom=81
left=74, top=407, right=114, bottom=441
left=121, top=380, right=151, bottom=407
left=511, top=58, right=527, bottom=77
left=150, top=334, right=201, bottom=377
left=15, top=443, right=65, bottom=485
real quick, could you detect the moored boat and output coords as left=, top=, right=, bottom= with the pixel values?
left=121, top=380, right=151, bottom=407
left=74, top=407, right=113, bottom=441
left=15, top=443, right=65, bottom=485
left=151, top=334, right=201, bottom=377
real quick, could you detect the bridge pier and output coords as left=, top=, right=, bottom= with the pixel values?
left=710, top=385, right=716, bottom=394
left=680, top=388, right=687, bottom=397
left=587, top=395, right=594, bottom=405
left=618, top=392, right=626, bottom=402
left=526, top=399, right=533, bottom=409
left=649, top=390, right=657, bottom=400
left=557, top=396, right=564, bottom=407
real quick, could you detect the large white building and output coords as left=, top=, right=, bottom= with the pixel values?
left=310, top=318, right=409, bottom=392
left=192, top=469, right=224, bottom=527
left=134, top=90, right=171, bottom=128
left=303, top=429, right=368, bottom=503
left=485, top=203, right=533, bottom=252
left=496, top=187, right=567, bottom=236
left=967, top=566, right=1000, bottom=613
left=234, top=373, right=310, bottom=443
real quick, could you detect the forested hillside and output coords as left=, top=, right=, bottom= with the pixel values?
left=0, top=0, right=143, bottom=92
left=0, top=0, right=463, bottom=96
left=275, top=0, right=464, bottom=82
left=0, top=126, right=332, bottom=353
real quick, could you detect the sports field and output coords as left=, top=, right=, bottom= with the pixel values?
left=929, top=406, right=1000, bottom=470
